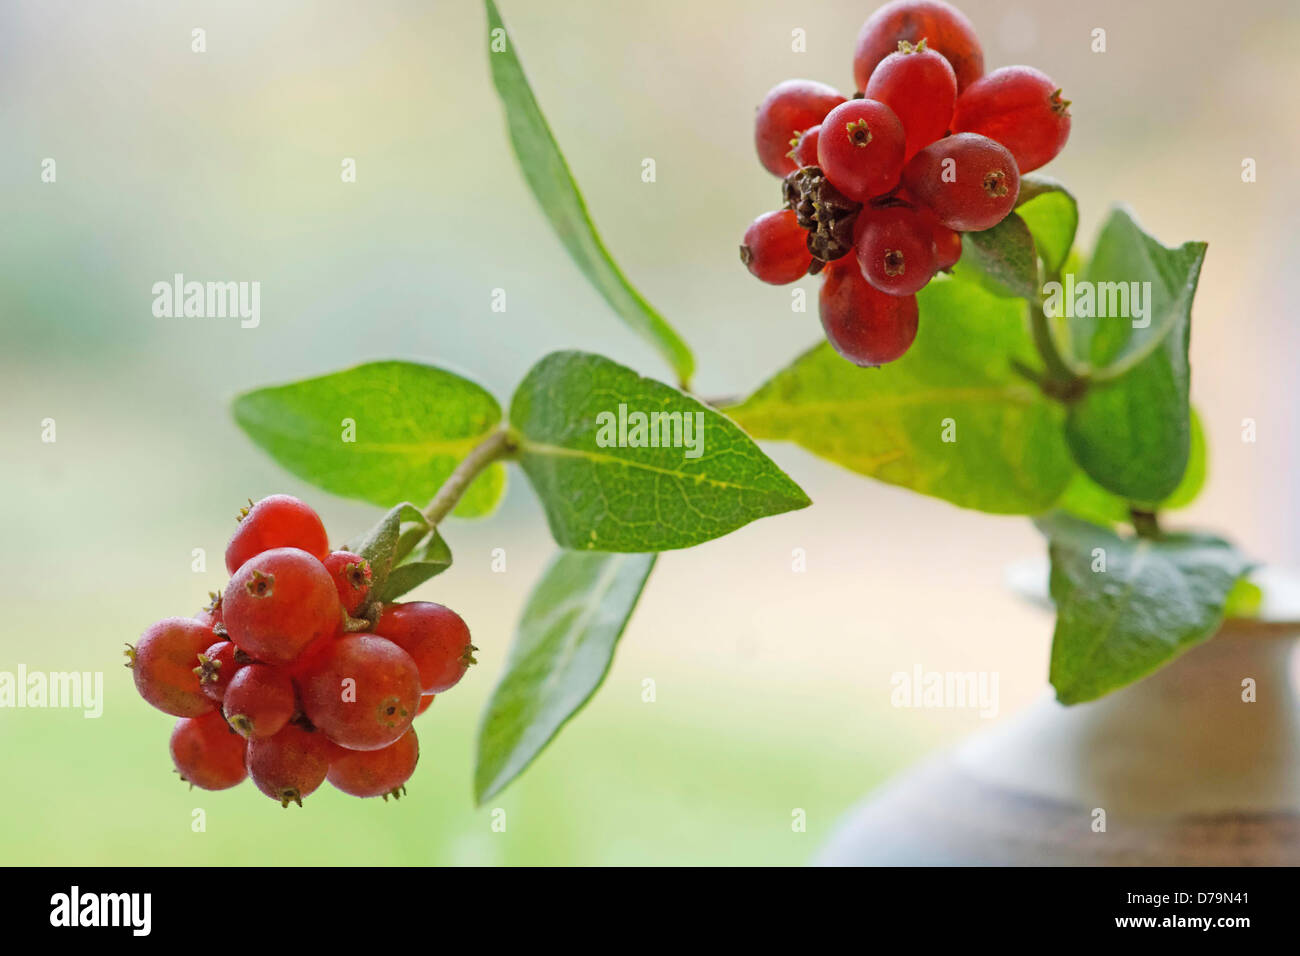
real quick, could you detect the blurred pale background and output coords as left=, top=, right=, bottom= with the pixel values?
left=2, top=0, right=1297, bottom=864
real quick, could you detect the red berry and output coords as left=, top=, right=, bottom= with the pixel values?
left=789, top=124, right=820, bottom=168
left=195, top=639, right=250, bottom=702
left=246, top=724, right=333, bottom=807
left=128, top=617, right=217, bottom=717
left=854, top=206, right=938, bottom=296
left=853, top=0, right=984, bottom=94
left=816, top=99, right=906, bottom=202
left=223, top=547, right=342, bottom=666
left=323, top=550, right=373, bottom=617
left=373, top=602, right=477, bottom=695
left=864, top=40, right=957, bottom=160
left=902, top=133, right=1019, bottom=232
left=415, top=694, right=435, bottom=716
left=754, top=79, right=846, bottom=177
left=225, top=494, right=329, bottom=575
left=297, top=634, right=422, bottom=751
left=951, top=66, right=1071, bottom=173
left=931, top=220, right=962, bottom=270
left=740, top=209, right=813, bottom=285
left=819, top=257, right=918, bottom=367
left=170, top=711, right=248, bottom=791
left=223, top=664, right=297, bottom=739
left=327, top=728, right=419, bottom=799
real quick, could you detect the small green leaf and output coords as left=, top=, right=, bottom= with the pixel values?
left=344, top=503, right=428, bottom=600
left=475, top=550, right=656, bottom=803
left=1016, top=175, right=1078, bottom=276
left=953, top=212, right=1039, bottom=300
left=232, top=361, right=506, bottom=517
left=1055, top=407, right=1208, bottom=524
left=379, top=530, right=453, bottom=602
left=483, top=0, right=695, bottom=386
left=730, top=275, right=1075, bottom=515
left=510, top=351, right=810, bottom=551
left=1062, top=208, right=1208, bottom=501
left=1038, top=513, right=1251, bottom=704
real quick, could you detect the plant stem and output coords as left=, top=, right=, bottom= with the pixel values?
left=421, top=429, right=518, bottom=526
left=1130, top=507, right=1161, bottom=539
left=1028, top=297, right=1076, bottom=386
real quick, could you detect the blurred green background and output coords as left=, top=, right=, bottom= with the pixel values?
left=2, top=0, right=1298, bottom=864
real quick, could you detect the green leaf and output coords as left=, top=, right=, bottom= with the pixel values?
left=1224, top=577, right=1263, bottom=619
left=1062, top=208, right=1208, bottom=501
left=475, top=550, right=656, bottom=803
left=1055, top=407, right=1208, bottom=524
left=953, top=212, right=1038, bottom=300
left=380, top=530, right=453, bottom=602
left=509, top=351, right=810, bottom=551
left=483, top=0, right=695, bottom=386
left=232, top=361, right=506, bottom=518
left=729, top=275, right=1075, bottom=515
left=1016, top=175, right=1078, bottom=276
left=1038, top=513, right=1251, bottom=704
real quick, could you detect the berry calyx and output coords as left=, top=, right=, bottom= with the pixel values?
left=246, top=723, right=333, bottom=807
left=372, top=601, right=476, bottom=695
left=222, top=663, right=297, bottom=739
left=225, top=494, right=330, bottom=575
left=296, top=633, right=422, bottom=751
left=194, top=639, right=250, bottom=702
left=951, top=65, right=1071, bottom=173
left=854, top=206, right=938, bottom=296
left=170, top=711, right=248, bottom=791
left=863, top=38, right=958, bottom=160
left=323, top=550, right=373, bottom=617
left=819, top=257, right=919, bottom=367
left=326, top=728, right=420, bottom=799
left=853, top=0, right=985, bottom=94
left=223, top=547, right=342, bottom=666
left=740, top=210, right=813, bottom=285
left=130, top=617, right=219, bottom=718
left=816, top=99, right=906, bottom=202
left=754, top=79, right=847, bottom=177
left=901, top=132, right=1020, bottom=232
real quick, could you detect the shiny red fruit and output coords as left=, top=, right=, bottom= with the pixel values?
left=864, top=40, right=957, bottom=160
left=170, top=711, right=248, bottom=791
left=223, top=664, right=296, bottom=739
left=246, top=724, right=333, bottom=807
left=373, top=602, right=477, bottom=695
left=223, top=547, right=342, bottom=666
left=854, top=206, right=938, bottom=296
left=902, top=133, right=1019, bottom=232
left=816, top=99, right=906, bottom=202
left=754, top=79, right=846, bottom=177
left=323, top=550, right=373, bottom=617
left=327, top=728, right=420, bottom=799
left=128, top=617, right=217, bottom=718
left=951, top=66, right=1071, bottom=173
left=225, top=495, right=329, bottom=575
left=819, top=258, right=919, bottom=367
left=740, top=209, right=813, bottom=285
left=853, top=0, right=984, bottom=94
left=297, top=634, right=422, bottom=751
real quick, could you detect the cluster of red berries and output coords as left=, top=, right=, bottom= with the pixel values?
left=126, top=495, right=476, bottom=806
left=740, top=0, right=1071, bottom=366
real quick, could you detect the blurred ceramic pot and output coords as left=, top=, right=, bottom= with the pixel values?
left=816, top=570, right=1300, bottom=866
